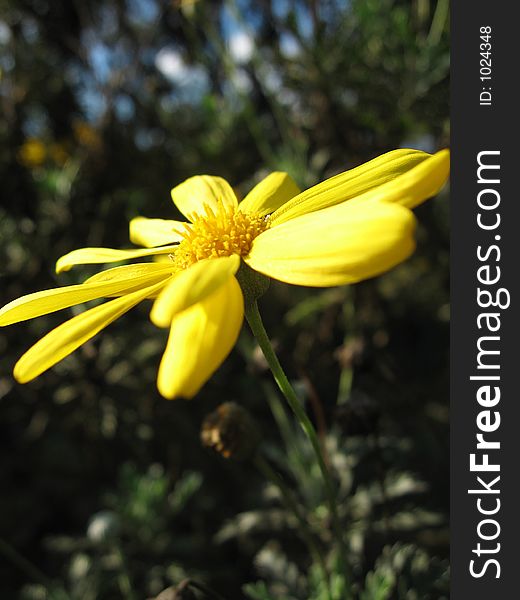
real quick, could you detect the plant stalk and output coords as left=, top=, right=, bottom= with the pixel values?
left=245, top=301, right=351, bottom=591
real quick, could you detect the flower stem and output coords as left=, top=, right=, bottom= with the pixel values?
left=245, top=301, right=350, bottom=590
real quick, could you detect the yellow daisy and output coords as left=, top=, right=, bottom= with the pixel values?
left=0, top=148, right=449, bottom=399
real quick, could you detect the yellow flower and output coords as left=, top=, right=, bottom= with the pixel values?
left=0, top=148, right=449, bottom=399
left=17, top=138, right=47, bottom=168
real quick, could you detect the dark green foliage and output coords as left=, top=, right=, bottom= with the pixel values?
left=0, top=0, right=449, bottom=597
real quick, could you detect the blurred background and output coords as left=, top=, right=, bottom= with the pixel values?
left=0, top=0, right=449, bottom=598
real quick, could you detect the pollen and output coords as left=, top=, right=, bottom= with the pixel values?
left=172, top=204, right=269, bottom=270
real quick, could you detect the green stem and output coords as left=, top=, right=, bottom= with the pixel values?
left=245, top=301, right=350, bottom=589
left=262, top=381, right=309, bottom=485
left=254, top=454, right=332, bottom=600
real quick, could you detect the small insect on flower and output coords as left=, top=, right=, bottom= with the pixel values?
left=0, top=149, right=449, bottom=399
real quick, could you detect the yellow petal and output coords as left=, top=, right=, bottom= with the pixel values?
left=157, top=276, right=243, bottom=399
left=238, top=172, right=301, bottom=216
left=83, top=263, right=175, bottom=298
left=349, top=148, right=450, bottom=209
left=14, top=281, right=166, bottom=383
left=246, top=200, right=416, bottom=287
left=171, top=175, right=238, bottom=220
left=150, top=255, right=240, bottom=328
left=0, top=268, right=171, bottom=326
left=84, top=263, right=174, bottom=284
left=129, top=217, right=188, bottom=248
left=271, top=149, right=447, bottom=225
left=56, top=245, right=178, bottom=274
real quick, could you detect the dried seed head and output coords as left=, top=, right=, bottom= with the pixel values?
left=200, top=402, right=259, bottom=461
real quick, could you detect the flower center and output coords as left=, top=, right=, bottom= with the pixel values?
left=173, top=205, right=269, bottom=270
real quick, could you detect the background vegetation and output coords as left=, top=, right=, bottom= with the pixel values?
left=0, top=0, right=450, bottom=598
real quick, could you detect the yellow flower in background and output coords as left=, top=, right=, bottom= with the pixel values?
left=18, top=138, right=70, bottom=168
left=0, top=148, right=449, bottom=399
left=17, top=138, right=47, bottom=168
